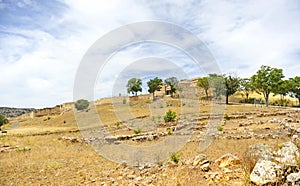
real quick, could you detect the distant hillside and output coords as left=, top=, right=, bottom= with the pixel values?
left=0, top=107, right=35, bottom=118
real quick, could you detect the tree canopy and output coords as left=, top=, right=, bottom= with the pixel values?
left=164, top=77, right=178, bottom=96
left=289, top=76, right=300, bottom=106
left=240, top=78, right=252, bottom=103
left=224, top=75, right=240, bottom=104
left=75, top=99, right=89, bottom=111
left=251, top=65, right=284, bottom=106
left=147, top=77, right=163, bottom=99
left=197, top=77, right=210, bottom=99
left=273, top=79, right=290, bottom=100
left=126, top=78, right=142, bottom=96
left=208, top=74, right=225, bottom=100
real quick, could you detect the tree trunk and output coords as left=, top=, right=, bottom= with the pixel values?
left=246, top=93, right=249, bottom=103
left=152, top=92, right=155, bottom=100
left=265, top=95, right=269, bottom=107
left=226, top=93, right=229, bottom=104
left=205, top=89, right=208, bottom=100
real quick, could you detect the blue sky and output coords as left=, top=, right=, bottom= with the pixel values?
left=0, top=0, right=300, bottom=108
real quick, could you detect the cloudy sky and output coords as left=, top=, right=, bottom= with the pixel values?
left=1, top=0, right=300, bottom=108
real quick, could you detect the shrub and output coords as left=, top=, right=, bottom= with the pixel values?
left=224, top=114, right=230, bottom=120
left=0, top=114, right=9, bottom=128
left=164, top=110, right=177, bottom=122
left=170, top=152, right=180, bottom=164
left=167, top=128, right=172, bottom=135
left=217, top=125, right=223, bottom=131
left=75, top=99, right=89, bottom=111
left=115, top=121, right=120, bottom=128
left=43, top=116, right=51, bottom=121
left=133, top=128, right=141, bottom=134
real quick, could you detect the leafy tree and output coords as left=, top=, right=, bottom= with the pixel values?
left=126, top=78, right=142, bottom=96
left=251, top=65, right=284, bottom=107
left=224, top=75, right=240, bottom=104
left=240, top=78, right=252, bottom=103
left=75, top=99, right=89, bottom=110
left=273, top=79, right=290, bottom=101
left=289, top=76, right=300, bottom=106
left=0, top=114, right=9, bottom=129
left=208, top=74, right=225, bottom=100
left=147, top=77, right=163, bottom=99
left=164, top=77, right=178, bottom=97
left=197, top=77, right=210, bottom=99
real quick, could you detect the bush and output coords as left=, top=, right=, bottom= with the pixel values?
left=239, top=98, right=255, bottom=104
left=167, top=128, right=172, bottom=135
left=224, top=114, right=230, bottom=120
left=170, top=152, right=180, bottom=164
left=133, top=128, right=141, bottom=134
left=0, top=114, right=9, bottom=128
left=75, top=99, right=89, bottom=111
left=115, top=121, right=120, bottom=128
left=217, top=125, right=223, bottom=131
left=164, top=110, right=177, bottom=122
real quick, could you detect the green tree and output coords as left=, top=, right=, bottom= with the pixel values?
left=164, top=77, right=178, bottom=97
left=126, top=78, right=142, bottom=96
left=251, top=65, right=284, bottom=107
left=224, top=75, right=240, bottom=104
left=197, top=77, right=210, bottom=99
left=273, top=79, right=290, bottom=101
left=0, top=114, right=9, bottom=129
left=147, top=77, right=163, bottom=99
left=289, top=76, right=300, bottom=107
left=208, top=74, right=225, bottom=100
left=75, top=99, right=89, bottom=111
left=240, top=78, right=252, bottom=103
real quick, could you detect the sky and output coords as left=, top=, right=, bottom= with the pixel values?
left=0, top=0, right=300, bottom=108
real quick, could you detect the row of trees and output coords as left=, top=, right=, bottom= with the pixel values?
left=197, top=65, right=300, bottom=106
left=126, top=77, right=178, bottom=99
left=126, top=65, right=299, bottom=107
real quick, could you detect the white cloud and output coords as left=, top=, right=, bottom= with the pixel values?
left=0, top=0, right=299, bottom=107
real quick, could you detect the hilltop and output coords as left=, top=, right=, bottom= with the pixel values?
left=0, top=107, right=35, bottom=118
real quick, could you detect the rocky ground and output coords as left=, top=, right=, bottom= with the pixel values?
left=55, top=107, right=300, bottom=185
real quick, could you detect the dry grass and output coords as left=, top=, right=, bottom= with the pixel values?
left=0, top=96, right=298, bottom=185
left=0, top=133, right=115, bottom=185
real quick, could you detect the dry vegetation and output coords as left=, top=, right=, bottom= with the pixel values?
left=0, top=94, right=299, bottom=185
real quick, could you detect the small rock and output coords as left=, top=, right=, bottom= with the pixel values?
left=292, top=135, right=298, bottom=143
left=193, top=154, right=207, bottom=166
left=215, top=153, right=241, bottom=168
left=250, top=160, right=280, bottom=185
left=200, top=160, right=210, bottom=172
left=127, top=174, right=135, bottom=179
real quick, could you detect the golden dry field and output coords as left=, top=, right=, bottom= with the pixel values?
left=1, top=94, right=300, bottom=185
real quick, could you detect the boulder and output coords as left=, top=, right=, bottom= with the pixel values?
left=214, top=153, right=241, bottom=168
left=250, top=160, right=280, bottom=185
left=276, top=141, right=300, bottom=164
left=287, top=172, right=300, bottom=186
left=247, top=143, right=274, bottom=161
